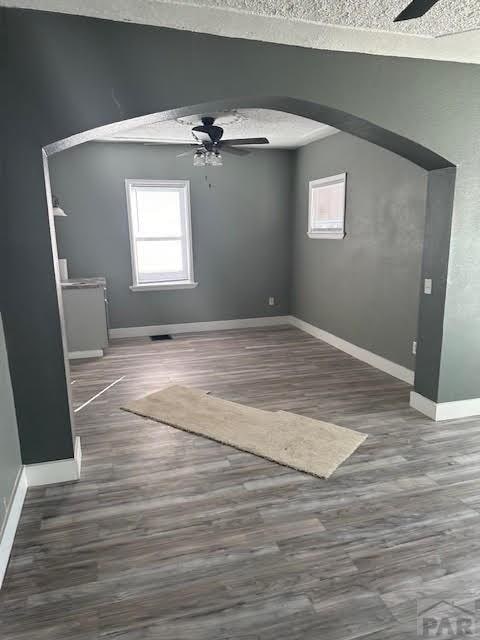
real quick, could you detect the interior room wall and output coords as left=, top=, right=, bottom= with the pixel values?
left=0, top=314, right=22, bottom=531
left=49, top=142, right=293, bottom=329
left=4, top=8, right=479, bottom=464
left=0, top=12, right=21, bottom=527
left=291, top=132, right=428, bottom=370
left=51, top=133, right=426, bottom=372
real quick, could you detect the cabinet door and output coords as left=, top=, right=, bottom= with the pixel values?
left=63, top=288, right=109, bottom=352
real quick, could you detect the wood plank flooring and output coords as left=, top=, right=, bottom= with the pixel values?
left=2, top=326, right=480, bottom=638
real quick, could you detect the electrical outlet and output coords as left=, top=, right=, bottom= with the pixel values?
left=412, top=340, right=417, bottom=355
left=268, top=297, right=275, bottom=306
left=424, top=278, right=432, bottom=295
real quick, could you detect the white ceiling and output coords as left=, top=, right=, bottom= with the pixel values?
left=2, top=0, right=480, bottom=63
left=104, top=109, right=338, bottom=149
left=171, top=0, right=480, bottom=38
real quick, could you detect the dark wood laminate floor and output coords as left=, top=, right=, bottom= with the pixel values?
left=2, top=326, right=480, bottom=639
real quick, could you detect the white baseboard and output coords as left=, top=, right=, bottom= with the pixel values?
left=409, top=391, right=438, bottom=419
left=0, top=468, right=27, bottom=589
left=109, top=316, right=290, bottom=339
left=110, top=314, right=414, bottom=384
left=288, top=316, right=414, bottom=385
left=410, top=391, right=480, bottom=421
left=0, top=438, right=82, bottom=590
left=69, top=349, right=103, bottom=360
left=25, top=437, right=82, bottom=487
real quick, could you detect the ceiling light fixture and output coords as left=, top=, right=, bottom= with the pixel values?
left=212, top=151, right=223, bottom=167
left=178, top=115, right=268, bottom=167
left=193, top=149, right=206, bottom=167
left=193, top=148, right=223, bottom=167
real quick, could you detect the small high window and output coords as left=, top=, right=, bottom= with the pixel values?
left=308, top=173, right=346, bottom=239
left=125, top=179, right=196, bottom=291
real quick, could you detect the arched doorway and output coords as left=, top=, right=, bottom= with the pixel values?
left=44, top=96, right=456, bottom=437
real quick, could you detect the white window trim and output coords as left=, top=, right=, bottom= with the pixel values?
left=308, top=172, right=346, bottom=240
left=130, top=281, right=198, bottom=292
left=125, top=179, right=197, bottom=291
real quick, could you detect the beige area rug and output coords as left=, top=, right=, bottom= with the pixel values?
left=122, top=385, right=367, bottom=478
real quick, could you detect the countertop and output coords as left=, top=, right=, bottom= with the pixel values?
left=61, top=277, right=106, bottom=290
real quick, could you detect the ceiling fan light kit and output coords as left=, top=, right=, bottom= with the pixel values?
left=207, top=151, right=223, bottom=167
left=193, top=149, right=223, bottom=167
left=193, top=149, right=206, bottom=167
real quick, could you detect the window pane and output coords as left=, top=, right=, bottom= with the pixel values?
left=135, top=188, right=182, bottom=236
left=136, top=240, right=184, bottom=279
left=311, top=182, right=344, bottom=230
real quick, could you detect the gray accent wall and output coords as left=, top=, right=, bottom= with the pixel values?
left=0, top=315, right=22, bottom=530
left=0, top=13, right=22, bottom=508
left=415, top=167, right=456, bottom=400
left=53, top=135, right=427, bottom=371
left=291, top=133, right=427, bottom=370
left=50, top=142, right=293, bottom=328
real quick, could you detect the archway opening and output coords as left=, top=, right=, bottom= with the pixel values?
left=43, top=95, right=456, bottom=429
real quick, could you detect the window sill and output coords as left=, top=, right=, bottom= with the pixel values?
left=130, top=281, right=198, bottom=292
left=307, top=231, right=346, bottom=240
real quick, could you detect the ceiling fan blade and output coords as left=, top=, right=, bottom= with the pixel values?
left=142, top=141, right=192, bottom=147
left=220, top=146, right=251, bottom=156
left=176, top=144, right=200, bottom=158
left=394, top=0, right=441, bottom=21
left=222, top=137, right=270, bottom=146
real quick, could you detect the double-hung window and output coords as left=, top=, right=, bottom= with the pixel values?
left=308, top=173, right=346, bottom=239
left=126, top=179, right=196, bottom=290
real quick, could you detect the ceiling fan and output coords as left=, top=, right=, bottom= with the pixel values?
left=394, top=0, right=442, bottom=22
left=177, top=116, right=269, bottom=166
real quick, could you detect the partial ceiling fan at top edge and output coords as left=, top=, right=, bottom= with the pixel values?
left=394, top=0, right=442, bottom=22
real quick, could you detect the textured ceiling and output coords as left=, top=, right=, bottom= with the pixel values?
left=170, top=0, right=480, bottom=37
left=105, top=109, right=338, bottom=149
left=2, top=0, right=480, bottom=63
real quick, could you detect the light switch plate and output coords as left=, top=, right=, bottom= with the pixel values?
left=424, top=278, right=432, bottom=295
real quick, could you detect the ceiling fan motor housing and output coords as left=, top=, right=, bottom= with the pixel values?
left=192, top=117, right=224, bottom=144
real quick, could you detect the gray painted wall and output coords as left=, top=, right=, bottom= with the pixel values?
left=1, top=15, right=22, bottom=519
left=50, top=142, right=292, bottom=328
left=415, top=167, right=456, bottom=400
left=3, top=8, right=480, bottom=463
left=52, top=135, right=427, bottom=372
left=291, top=133, right=427, bottom=370
left=0, top=314, right=22, bottom=529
